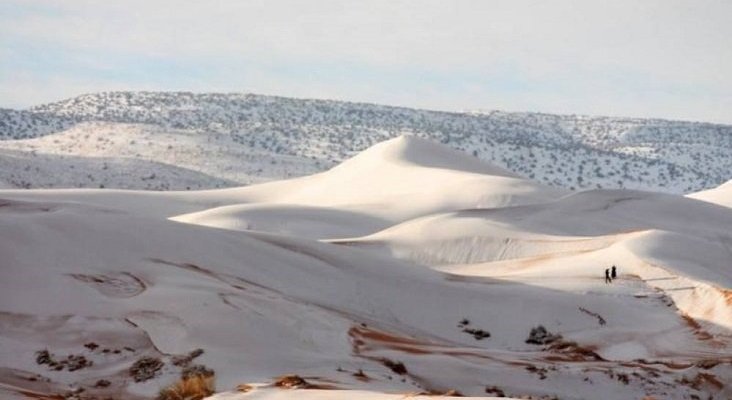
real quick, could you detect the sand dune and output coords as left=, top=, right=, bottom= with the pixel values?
left=1, top=136, right=730, bottom=400
left=688, top=179, right=732, bottom=208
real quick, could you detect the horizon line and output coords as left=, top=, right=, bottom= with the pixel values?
left=5, top=89, right=731, bottom=127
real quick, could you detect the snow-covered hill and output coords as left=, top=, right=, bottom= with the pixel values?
left=1, top=91, right=731, bottom=192
left=1, top=136, right=730, bottom=400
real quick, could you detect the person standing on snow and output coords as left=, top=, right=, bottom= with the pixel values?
left=605, top=268, right=612, bottom=284
left=611, top=265, right=617, bottom=279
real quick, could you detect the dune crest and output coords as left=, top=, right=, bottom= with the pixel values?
left=1, top=136, right=730, bottom=400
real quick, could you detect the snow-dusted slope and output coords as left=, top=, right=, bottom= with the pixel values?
left=1, top=137, right=730, bottom=400
left=348, top=189, right=732, bottom=243
left=1, top=91, right=731, bottom=192
left=173, top=136, right=566, bottom=228
left=0, top=121, right=324, bottom=187
left=337, top=188, right=732, bottom=333
left=2, top=197, right=729, bottom=400
left=208, top=389, right=508, bottom=399
left=0, top=147, right=234, bottom=190
left=0, top=135, right=564, bottom=223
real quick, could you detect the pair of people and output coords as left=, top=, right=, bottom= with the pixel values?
left=604, top=265, right=617, bottom=284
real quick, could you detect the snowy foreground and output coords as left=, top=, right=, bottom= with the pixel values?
left=1, top=136, right=731, bottom=399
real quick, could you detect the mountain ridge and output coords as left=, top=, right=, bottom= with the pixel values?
left=1, top=91, right=731, bottom=193
left=11, top=89, right=731, bottom=125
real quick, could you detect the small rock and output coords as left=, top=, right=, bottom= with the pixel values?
left=84, top=342, right=99, bottom=351
left=95, top=379, right=111, bottom=388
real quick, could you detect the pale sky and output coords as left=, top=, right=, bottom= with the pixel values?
left=1, top=0, right=731, bottom=123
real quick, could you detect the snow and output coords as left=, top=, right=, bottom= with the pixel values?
left=0, top=136, right=730, bottom=400
left=687, top=179, right=732, bottom=208
left=171, top=204, right=390, bottom=239
left=172, top=136, right=566, bottom=226
left=2, top=91, right=732, bottom=193
left=209, top=388, right=510, bottom=399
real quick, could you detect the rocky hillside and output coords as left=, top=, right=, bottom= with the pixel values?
left=1, top=91, right=730, bottom=192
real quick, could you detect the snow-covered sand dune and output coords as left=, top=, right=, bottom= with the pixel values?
left=688, top=179, right=732, bottom=208
left=1, top=136, right=730, bottom=399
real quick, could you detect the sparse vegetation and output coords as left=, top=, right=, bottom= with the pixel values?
left=157, top=373, right=215, bottom=400
left=380, top=358, right=407, bottom=375
left=352, top=369, right=370, bottom=381
left=181, top=364, right=214, bottom=380
left=525, top=325, right=561, bottom=345
left=547, top=340, right=604, bottom=361
left=273, top=375, right=312, bottom=389
left=485, top=385, right=506, bottom=397
left=462, top=327, right=491, bottom=340
left=458, top=318, right=490, bottom=340
left=130, top=357, right=164, bottom=382
left=525, top=365, right=550, bottom=380
left=35, top=350, right=52, bottom=365
left=34, top=349, right=92, bottom=372
left=236, top=384, right=254, bottom=392
left=157, top=361, right=215, bottom=400
left=420, top=388, right=464, bottom=396
left=2, top=92, right=729, bottom=193
left=94, top=379, right=111, bottom=388
left=83, top=342, right=99, bottom=351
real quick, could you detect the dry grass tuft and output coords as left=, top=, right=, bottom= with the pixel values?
left=352, top=369, right=371, bottom=382
left=273, top=374, right=312, bottom=389
left=157, top=373, right=215, bottom=400
left=236, top=384, right=254, bottom=392
left=546, top=339, right=604, bottom=361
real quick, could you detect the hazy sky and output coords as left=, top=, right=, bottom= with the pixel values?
left=1, top=0, right=731, bottom=123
